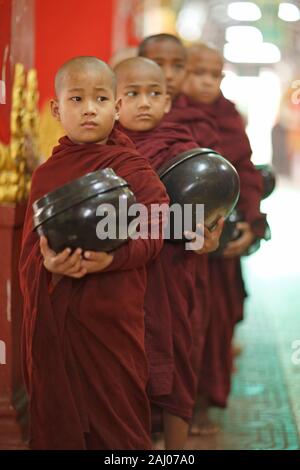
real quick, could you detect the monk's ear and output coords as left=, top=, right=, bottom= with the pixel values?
left=115, top=97, right=122, bottom=121
left=50, top=99, right=61, bottom=121
left=164, top=94, right=172, bottom=114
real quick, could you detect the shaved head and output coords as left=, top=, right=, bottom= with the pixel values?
left=54, top=56, right=116, bottom=97
left=115, top=57, right=170, bottom=132
left=51, top=56, right=119, bottom=144
left=114, top=57, right=166, bottom=89
left=136, top=34, right=187, bottom=99
left=183, top=43, right=224, bottom=104
left=187, top=43, right=224, bottom=66
left=138, top=33, right=186, bottom=58
left=109, top=47, right=138, bottom=69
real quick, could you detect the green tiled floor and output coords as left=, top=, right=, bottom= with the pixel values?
left=187, top=179, right=300, bottom=450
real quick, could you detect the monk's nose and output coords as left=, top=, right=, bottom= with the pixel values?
left=203, top=74, right=214, bottom=86
left=139, top=94, right=150, bottom=107
left=164, top=65, right=174, bottom=82
left=83, top=100, right=97, bottom=115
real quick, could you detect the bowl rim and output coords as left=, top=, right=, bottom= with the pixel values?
left=158, top=147, right=220, bottom=179
left=32, top=169, right=132, bottom=229
left=33, top=169, right=121, bottom=209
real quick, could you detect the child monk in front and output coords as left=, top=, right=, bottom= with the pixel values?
left=19, top=56, right=169, bottom=450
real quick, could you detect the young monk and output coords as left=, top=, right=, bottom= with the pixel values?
left=182, top=44, right=266, bottom=430
left=138, top=33, right=221, bottom=356
left=19, top=56, right=169, bottom=450
left=138, top=34, right=224, bottom=435
left=114, top=56, right=223, bottom=449
left=138, top=33, right=220, bottom=150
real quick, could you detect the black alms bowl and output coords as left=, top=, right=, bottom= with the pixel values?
left=158, top=148, right=240, bottom=240
left=255, top=164, right=276, bottom=199
left=211, top=208, right=244, bottom=256
left=33, top=168, right=137, bottom=253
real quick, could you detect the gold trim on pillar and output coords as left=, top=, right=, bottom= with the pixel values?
left=39, top=102, right=64, bottom=161
left=0, top=63, right=40, bottom=204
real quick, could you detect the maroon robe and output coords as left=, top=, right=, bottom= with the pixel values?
left=19, top=128, right=169, bottom=449
left=164, top=93, right=221, bottom=152
left=118, top=121, right=206, bottom=422
left=163, top=93, right=221, bottom=334
left=198, top=93, right=265, bottom=407
left=163, top=94, right=223, bottom=400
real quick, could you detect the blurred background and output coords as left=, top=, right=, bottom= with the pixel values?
left=0, top=0, right=300, bottom=450
left=2, top=0, right=300, bottom=173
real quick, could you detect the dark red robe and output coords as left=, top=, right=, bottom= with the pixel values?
left=118, top=121, right=206, bottom=422
left=19, top=128, right=169, bottom=449
left=163, top=93, right=221, bottom=333
left=164, top=93, right=221, bottom=152
left=163, top=94, right=223, bottom=400
left=198, top=93, right=265, bottom=407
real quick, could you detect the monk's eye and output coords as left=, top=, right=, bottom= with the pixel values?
left=70, top=96, right=81, bottom=102
left=194, top=69, right=205, bottom=76
left=97, top=96, right=109, bottom=102
left=173, top=63, right=184, bottom=70
left=126, top=91, right=137, bottom=97
left=149, top=91, right=161, bottom=97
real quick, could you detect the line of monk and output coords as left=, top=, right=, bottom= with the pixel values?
left=19, top=34, right=267, bottom=450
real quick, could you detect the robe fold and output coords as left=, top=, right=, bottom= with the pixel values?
left=19, top=128, right=169, bottom=449
left=198, top=93, right=266, bottom=407
left=118, top=121, right=206, bottom=422
left=163, top=95, right=223, bottom=409
left=164, top=93, right=220, bottom=152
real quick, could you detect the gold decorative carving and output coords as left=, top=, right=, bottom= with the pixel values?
left=39, top=102, right=64, bottom=161
left=0, top=63, right=40, bottom=204
left=23, top=68, right=40, bottom=173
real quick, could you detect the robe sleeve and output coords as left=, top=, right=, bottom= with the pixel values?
left=103, top=165, right=169, bottom=272
left=19, top=223, right=52, bottom=391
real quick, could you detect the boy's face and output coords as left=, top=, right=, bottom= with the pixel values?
left=51, top=67, right=119, bottom=144
left=183, top=50, right=224, bottom=104
left=141, top=40, right=186, bottom=100
left=117, top=68, right=171, bottom=131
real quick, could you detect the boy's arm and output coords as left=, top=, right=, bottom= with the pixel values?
left=102, top=165, right=169, bottom=272
left=103, top=233, right=163, bottom=272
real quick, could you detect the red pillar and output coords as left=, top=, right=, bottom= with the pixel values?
left=0, top=205, right=28, bottom=450
left=0, top=0, right=116, bottom=449
left=0, top=0, right=12, bottom=144
left=0, top=0, right=35, bottom=449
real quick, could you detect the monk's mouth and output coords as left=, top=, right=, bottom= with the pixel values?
left=200, top=92, right=214, bottom=98
left=81, top=122, right=98, bottom=128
